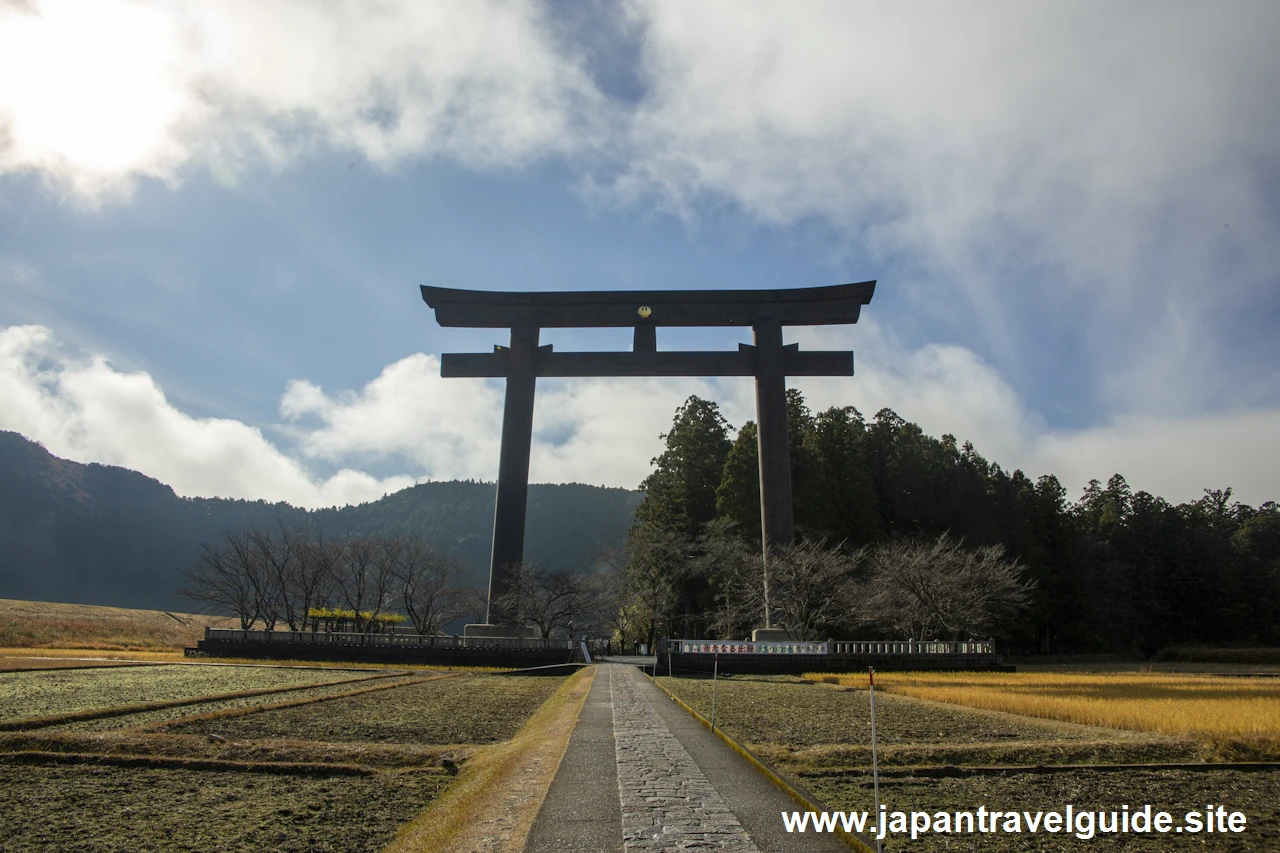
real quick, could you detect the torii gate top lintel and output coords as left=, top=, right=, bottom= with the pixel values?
left=420, top=281, right=875, bottom=328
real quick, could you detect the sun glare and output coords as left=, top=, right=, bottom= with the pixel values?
left=0, top=0, right=190, bottom=181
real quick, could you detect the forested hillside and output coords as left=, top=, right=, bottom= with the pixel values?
left=632, top=394, right=1280, bottom=655
left=6, top=388, right=1278, bottom=657
left=0, top=431, right=641, bottom=611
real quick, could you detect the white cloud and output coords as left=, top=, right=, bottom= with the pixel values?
left=280, top=353, right=504, bottom=481
left=528, top=375, right=754, bottom=486
left=3, top=0, right=1277, bottom=419
left=614, top=2, right=1280, bottom=414
left=1, top=2, right=1277, bottom=507
left=0, top=0, right=603, bottom=201
left=1026, top=412, right=1280, bottom=508
left=4, top=324, right=1274, bottom=512
left=791, top=323, right=1280, bottom=506
left=793, top=322, right=1035, bottom=471
left=0, top=323, right=753, bottom=504
left=0, top=325, right=414, bottom=507
left=0, top=0, right=193, bottom=201
left=277, top=350, right=755, bottom=489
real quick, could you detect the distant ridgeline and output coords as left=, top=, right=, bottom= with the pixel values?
left=0, top=431, right=641, bottom=612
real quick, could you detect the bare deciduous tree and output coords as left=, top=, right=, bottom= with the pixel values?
left=291, top=529, right=339, bottom=632
left=328, top=536, right=371, bottom=631
left=455, top=586, right=489, bottom=629
left=576, top=560, right=625, bottom=640
left=224, top=529, right=281, bottom=631
left=705, top=532, right=866, bottom=640
left=767, top=539, right=867, bottom=640
left=181, top=538, right=258, bottom=629
left=492, top=562, right=587, bottom=638
left=184, top=527, right=484, bottom=636
left=696, top=523, right=763, bottom=639
left=861, top=533, right=1035, bottom=640
left=330, top=535, right=401, bottom=633
left=396, top=538, right=464, bottom=635
left=245, top=524, right=298, bottom=630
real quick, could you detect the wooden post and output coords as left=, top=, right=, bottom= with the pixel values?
left=487, top=323, right=539, bottom=623
left=869, top=666, right=882, bottom=852
left=711, top=653, right=719, bottom=734
left=753, top=318, right=794, bottom=629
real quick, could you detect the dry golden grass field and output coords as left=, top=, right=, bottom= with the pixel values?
left=811, top=670, right=1280, bottom=741
left=0, top=599, right=511, bottom=675
left=0, top=597, right=239, bottom=651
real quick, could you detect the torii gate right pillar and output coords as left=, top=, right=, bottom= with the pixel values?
left=753, top=319, right=795, bottom=552
left=753, top=318, right=793, bottom=637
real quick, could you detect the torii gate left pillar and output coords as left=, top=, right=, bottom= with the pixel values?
left=487, top=322, right=538, bottom=624
left=421, top=282, right=875, bottom=636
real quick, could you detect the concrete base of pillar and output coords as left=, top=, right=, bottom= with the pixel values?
left=463, top=623, right=540, bottom=639
left=751, top=628, right=791, bottom=642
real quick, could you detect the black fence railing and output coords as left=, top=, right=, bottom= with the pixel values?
left=203, top=628, right=609, bottom=654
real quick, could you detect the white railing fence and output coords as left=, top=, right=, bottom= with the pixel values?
left=666, top=638, right=995, bottom=656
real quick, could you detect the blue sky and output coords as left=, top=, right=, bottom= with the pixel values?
left=1, top=1, right=1278, bottom=508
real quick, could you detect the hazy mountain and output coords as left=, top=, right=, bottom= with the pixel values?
left=0, top=431, right=641, bottom=611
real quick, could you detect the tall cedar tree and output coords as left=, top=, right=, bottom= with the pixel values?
left=630, top=396, right=733, bottom=640
left=714, top=389, right=825, bottom=541
left=797, top=406, right=880, bottom=544
left=633, top=396, right=733, bottom=536
left=715, top=421, right=760, bottom=539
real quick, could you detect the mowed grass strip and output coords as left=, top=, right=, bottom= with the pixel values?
left=809, top=671, right=1280, bottom=738
left=0, top=647, right=190, bottom=664
left=752, top=738, right=1204, bottom=773
left=1, top=646, right=513, bottom=671
left=5, top=675, right=400, bottom=732
left=54, top=674, right=429, bottom=733
left=0, top=663, right=353, bottom=722
left=0, top=655, right=158, bottom=671
left=383, top=667, right=591, bottom=853
left=140, top=674, right=452, bottom=733
left=661, top=675, right=1113, bottom=747
left=0, top=668, right=394, bottom=731
left=0, top=749, right=376, bottom=776
left=167, top=674, right=563, bottom=744
left=0, top=761, right=451, bottom=853
left=0, top=729, right=470, bottom=771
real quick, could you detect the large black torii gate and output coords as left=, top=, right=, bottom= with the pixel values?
left=420, top=281, right=876, bottom=632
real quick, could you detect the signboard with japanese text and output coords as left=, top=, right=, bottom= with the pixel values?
left=677, top=641, right=829, bottom=655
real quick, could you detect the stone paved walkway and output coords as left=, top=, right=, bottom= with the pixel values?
left=611, top=665, right=759, bottom=852
left=524, top=663, right=848, bottom=853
